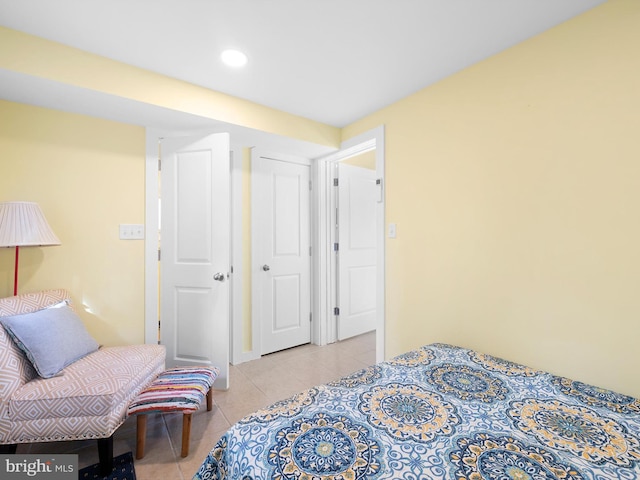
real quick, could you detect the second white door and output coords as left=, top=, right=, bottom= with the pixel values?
left=337, top=162, right=377, bottom=340
left=253, top=152, right=311, bottom=355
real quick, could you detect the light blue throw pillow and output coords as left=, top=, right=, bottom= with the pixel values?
left=0, top=304, right=99, bottom=378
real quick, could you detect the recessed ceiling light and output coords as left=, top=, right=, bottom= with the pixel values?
left=221, top=49, right=248, bottom=68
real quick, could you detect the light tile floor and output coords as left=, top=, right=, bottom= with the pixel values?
left=19, top=331, right=376, bottom=480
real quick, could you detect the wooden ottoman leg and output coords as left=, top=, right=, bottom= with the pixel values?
left=136, top=415, right=147, bottom=459
left=181, top=413, right=192, bottom=457
left=206, top=388, right=213, bottom=411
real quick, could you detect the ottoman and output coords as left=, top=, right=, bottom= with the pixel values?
left=127, top=366, right=219, bottom=458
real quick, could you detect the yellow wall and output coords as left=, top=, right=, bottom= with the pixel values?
left=343, top=0, right=640, bottom=397
left=342, top=150, right=376, bottom=170
left=0, top=101, right=146, bottom=345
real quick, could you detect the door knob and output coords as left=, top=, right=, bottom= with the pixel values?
left=262, top=264, right=270, bottom=271
left=213, top=272, right=226, bottom=282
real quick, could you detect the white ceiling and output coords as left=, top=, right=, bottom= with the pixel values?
left=0, top=0, right=605, bottom=130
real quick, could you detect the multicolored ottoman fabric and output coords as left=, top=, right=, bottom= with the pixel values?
left=127, top=366, right=219, bottom=415
left=127, top=366, right=219, bottom=458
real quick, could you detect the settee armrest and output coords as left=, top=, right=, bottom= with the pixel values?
left=0, top=289, right=70, bottom=443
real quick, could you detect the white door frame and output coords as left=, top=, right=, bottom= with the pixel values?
left=314, top=125, right=385, bottom=362
left=144, top=129, right=161, bottom=345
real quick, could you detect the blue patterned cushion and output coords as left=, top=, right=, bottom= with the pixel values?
left=0, top=304, right=99, bottom=378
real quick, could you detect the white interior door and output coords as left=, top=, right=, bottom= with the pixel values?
left=337, top=162, right=377, bottom=340
left=160, top=133, right=230, bottom=389
left=253, top=152, right=311, bottom=355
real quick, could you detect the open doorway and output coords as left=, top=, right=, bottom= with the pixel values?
left=315, top=126, right=385, bottom=363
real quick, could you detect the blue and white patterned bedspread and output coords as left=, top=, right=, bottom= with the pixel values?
left=193, top=343, right=640, bottom=479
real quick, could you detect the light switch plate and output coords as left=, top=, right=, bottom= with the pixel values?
left=119, top=224, right=145, bottom=240
left=388, top=223, right=397, bottom=238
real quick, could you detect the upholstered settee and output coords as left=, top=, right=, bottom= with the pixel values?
left=0, top=289, right=165, bottom=474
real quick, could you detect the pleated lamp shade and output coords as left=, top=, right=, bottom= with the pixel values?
left=0, top=202, right=61, bottom=295
left=0, top=202, right=61, bottom=247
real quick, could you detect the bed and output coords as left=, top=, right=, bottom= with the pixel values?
left=193, top=343, right=640, bottom=479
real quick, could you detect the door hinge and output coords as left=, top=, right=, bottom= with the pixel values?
left=309, top=246, right=312, bottom=256
left=157, top=249, right=161, bottom=261
left=334, top=307, right=340, bottom=316
left=309, top=180, right=312, bottom=191
left=333, top=242, right=339, bottom=252
left=333, top=178, right=339, bottom=187
left=309, top=312, right=313, bottom=322
left=158, top=158, right=161, bottom=171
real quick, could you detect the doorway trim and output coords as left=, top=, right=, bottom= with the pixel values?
left=314, top=125, right=385, bottom=362
left=144, top=129, right=161, bottom=345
